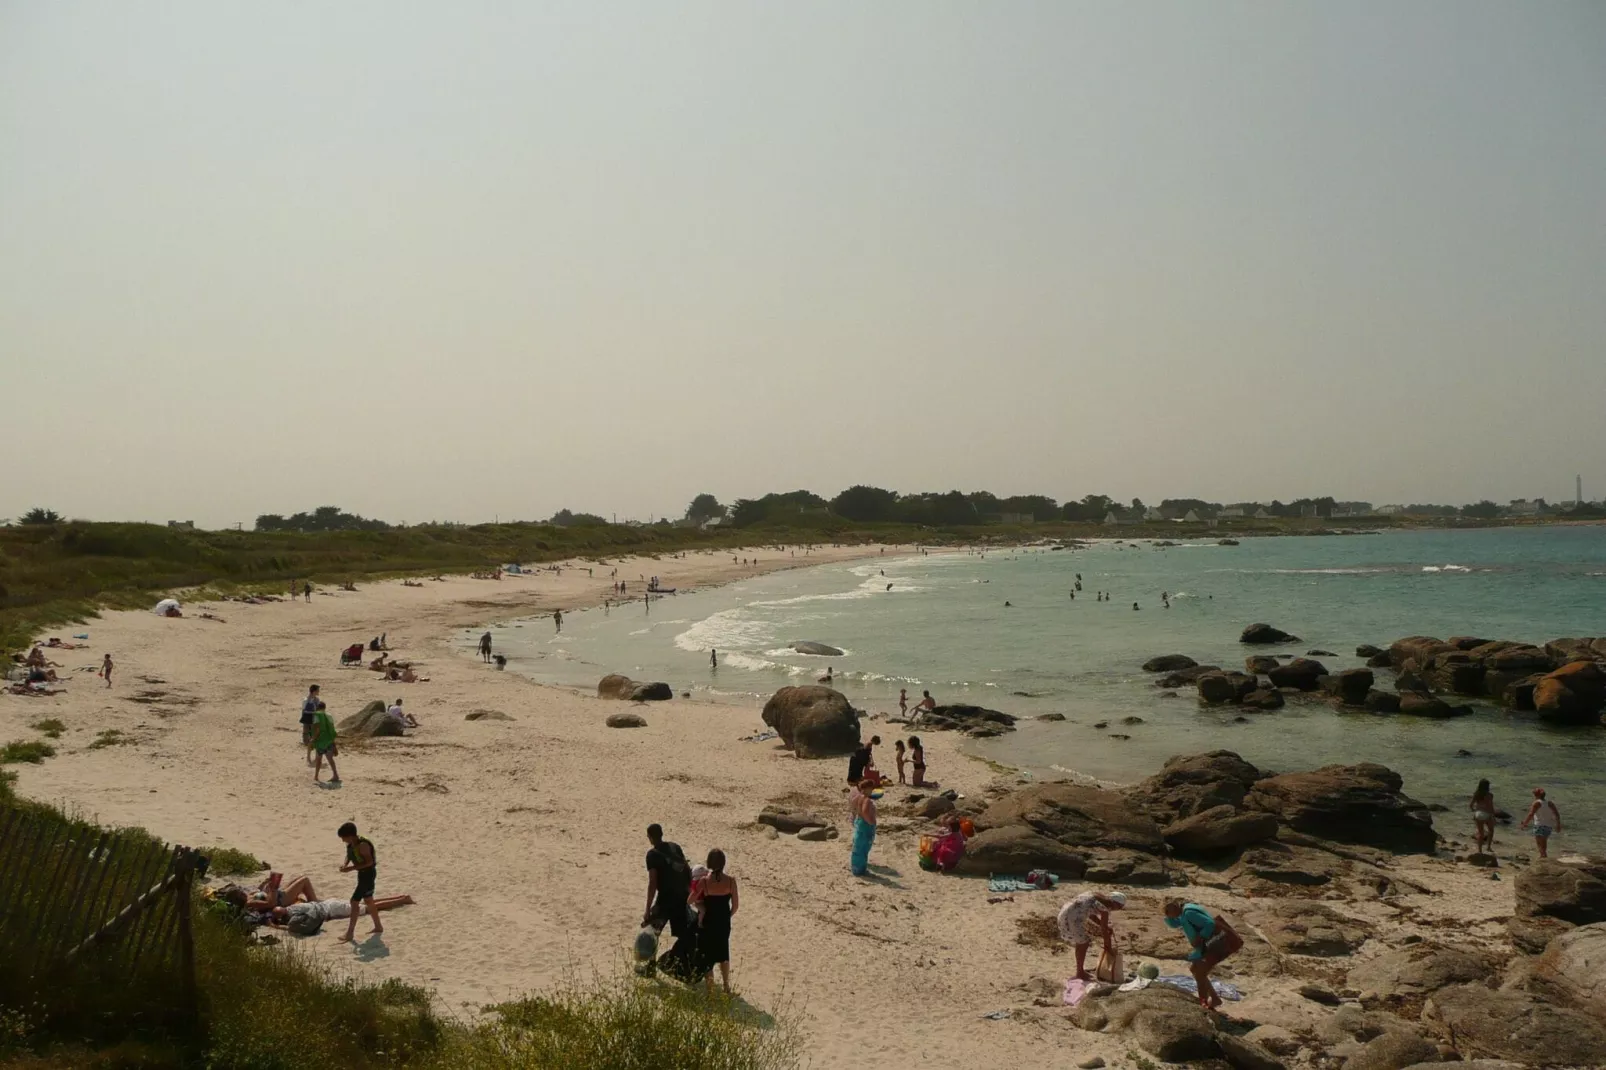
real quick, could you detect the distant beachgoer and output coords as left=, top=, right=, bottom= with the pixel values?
left=898, top=688, right=908, bottom=718
left=1004, top=601, right=1012, bottom=607
left=386, top=699, right=417, bottom=731
left=848, top=779, right=879, bottom=877
left=642, top=824, right=698, bottom=979
left=710, top=649, right=717, bottom=669
left=554, top=609, right=563, bottom=632
left=819, top=666, right=833, bottom=685
left=312, top=701, right=340, bottom=784
left=337, top=822, right=379, bottom=940
left=886, top=583, right=893, bottom=591
left=380, top=632, right=387, bottom=649
left=912, top=690, right=936, bottom=724
left=894, top=740, right=908, bottom=785
left=304, top=583, right=313, bottom=603
left=102, top=653, right=114, bottom=688
left=1132, top=602, right=1140, bottom=611
left=478, top=632, right=493, bottom=663
left=909, top=735, right=927, bottom=787
left=847, top=736, right=881, bottom=785
left=1058, top=891, right=1127, bottom=982
left=301, top=684, right=321, bottom=765
left=1164, top=899, right=1240, bottom=1009
left=1520, top=788, right=1562, bottom=858
left=693, top=848, right=738, bottom=994
left=1470, top=779, right=1496, bottom=853
left=493, top=654, right=506, bottom=670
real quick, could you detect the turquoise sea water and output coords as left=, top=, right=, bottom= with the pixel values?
left=478, top=527, right=1606, bottom=850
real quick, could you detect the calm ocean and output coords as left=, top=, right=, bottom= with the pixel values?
left=475, top=526, right=1606, bottom=850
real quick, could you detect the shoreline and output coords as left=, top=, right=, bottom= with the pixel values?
left=1, top=544, right=1590, bottom=1066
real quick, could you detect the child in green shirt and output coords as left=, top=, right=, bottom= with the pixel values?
left=312, top=701, right=340, bottom=785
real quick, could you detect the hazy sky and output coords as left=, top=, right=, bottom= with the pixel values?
left=3, top=2, right=1603, bottom=527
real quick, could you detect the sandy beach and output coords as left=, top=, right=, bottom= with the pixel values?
left=1, top=545, right=1550, bottom=1067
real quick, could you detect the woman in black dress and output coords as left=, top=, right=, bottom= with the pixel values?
left=695, top=848, right=739, bottom=994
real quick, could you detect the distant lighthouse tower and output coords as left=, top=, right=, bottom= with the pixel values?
left=1578, top=474, right=1584, bottom=507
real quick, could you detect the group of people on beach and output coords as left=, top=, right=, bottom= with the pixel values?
left=1471, top=780, right=1564, bottom=858
left=220, top=822, right=401, bottom=943
left=1057, top=892, right=1243, bottom=1009
left=639, top=824, right=740, bottom=994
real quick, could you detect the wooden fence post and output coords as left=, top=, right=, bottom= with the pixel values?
left=176, top=849, right=197, bottom=1016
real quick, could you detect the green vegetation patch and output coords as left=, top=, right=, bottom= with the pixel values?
left=204, top=846, right=267, bottom=876
left=29, top=718, right=65, bottom=739
left=86, top=729, right=127, bottom=750
left=1, top=740, right=56, bottom=764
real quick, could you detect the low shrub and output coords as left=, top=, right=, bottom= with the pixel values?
left=1, top=740, right=56, bottom=764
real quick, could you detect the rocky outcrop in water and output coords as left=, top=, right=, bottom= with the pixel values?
left=1141, top=654, right=1198, bottom=672
left=791, top=640, right=844, bottom=656
left=1242, top=622, right=1300, bottom=645
left=923, top=704, right=1019, bottom=736
left=1245, top=763, right=1437, bottom=853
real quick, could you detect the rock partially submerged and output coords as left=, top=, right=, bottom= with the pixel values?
left=1242, top=623, right=1300, bottom=645
left=597, top=674, right=637, bottom=700
left=1142, top=654, right=1198, bottom=673
left=760, top=685, right=861, bottom=758
left=791, top=640, right=844, bottom=657
left=923, top=704, right=1019, bottom=735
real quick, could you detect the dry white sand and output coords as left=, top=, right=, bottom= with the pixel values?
left=3, top=545, right=1524, bottom=1067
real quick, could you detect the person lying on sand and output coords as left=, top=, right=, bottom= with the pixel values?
left=268, top=895, right=413, bottom=929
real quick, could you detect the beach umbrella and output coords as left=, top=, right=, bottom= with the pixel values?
left=153, top=598, right=181, bottom=615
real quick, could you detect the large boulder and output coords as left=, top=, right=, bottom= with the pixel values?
left=1507, top=913, right=1575, bottom=955
left=337, top=700, right=402, bottom=738
left=1198, top=671, right=1258, bottom=704
left=1532, top=922, right=1606, bottom=1014
left=1514, top=857, right=1606, bottom=925
left=1422, top=983, right=1606, bottom=1066
left=1268, top=658, right=1327, bottom=691
left=952, top=826, right=1088, bottom=878
left=1225, top=841, right=1349, bottom=895
left=1346, top=945, right=1491, bottom=1003
left=1483, top=645, right=1552, bottom=674
left=629, top=681, right=673, bottom=701
left=1324, top=668, right=1374, bottom=705
left=605, top=712, right=647, bottom=728
left=1344, top=1031, right=1441, bottom=1070
left=1126, top=751, right=1264, bottom=824
left=1425, top=651, right=1485, bottom=695
left=1246, top=764, right=1436, bottom=852
left=1070, top=983, right=1220, bottom=1062
left=1387, top=637, right=1454, bottom=669
left=1143, top=654, right=1198, bottom=672
left=760, top=686, right=860, bottom=758
left=1242, top=623, right=1300, bottom=645
left=1544, top=637, right=1606, bottom=665
left=1245, top=655, right=1280, bottom=675
left=1532, top=659, right=1606, bottom=724
left=597, top=674, right=637, bottom=699
left=1163, top=805, right=1279, bottom=854
left=791, top=640, right=844, bottom=656
left=1243, top=688, right=1285, bottom=710
left=1244, top=899, right=1372, bottom=956
left=1355, top=644, right=1384, bottom=659
left=975, top=782, right=1165, bottom=853
left=1363, top=690, right=1402, bottom=713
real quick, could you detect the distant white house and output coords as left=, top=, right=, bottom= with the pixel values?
left=1103, top=511, right=1133, bottom=526
left=1220, top=507, right=1246, bottom=519
left=1182, top=510, right=1202, bottom=523
left=1144, top=507, right=1165, bottom=522
left=998, top=512, right=1036, bottom=525
left=1254, top=507, right=1273, bottom=520
left=1507, top=499, right=1545, bottom=516
left=700, top=516, right=724, bottom=529
left=1376, top=505, right=1404, bottom=516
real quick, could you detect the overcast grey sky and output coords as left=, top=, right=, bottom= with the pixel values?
left=2, top=2, right=1603, bottom=527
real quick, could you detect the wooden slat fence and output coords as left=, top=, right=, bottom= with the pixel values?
left=0, top=803, right=208, bottom=1009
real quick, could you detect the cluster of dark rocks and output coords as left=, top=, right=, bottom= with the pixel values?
left=1142, top=627, right=1606, bottom=725
left=596, top=674, right=673, bottom=703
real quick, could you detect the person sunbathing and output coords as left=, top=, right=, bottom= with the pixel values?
left=368, top=653, right=389, bottom=671
left=267, top=894, right=414, bottom=928
left=246, top=872, right=319, bottom=909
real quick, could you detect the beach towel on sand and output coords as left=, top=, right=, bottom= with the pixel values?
left=1155, top=975, right=1243, bottom=1001
left=987, top=874, right=1060, bottom=893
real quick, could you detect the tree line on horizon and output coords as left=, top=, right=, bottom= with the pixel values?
left=7, top=492, right=1599, bottom=533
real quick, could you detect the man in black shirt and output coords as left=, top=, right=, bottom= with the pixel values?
left=641, top=823, right=698, bottom=979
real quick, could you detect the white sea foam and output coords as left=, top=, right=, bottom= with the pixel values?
left=673, top=609, right=777, bottom=653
